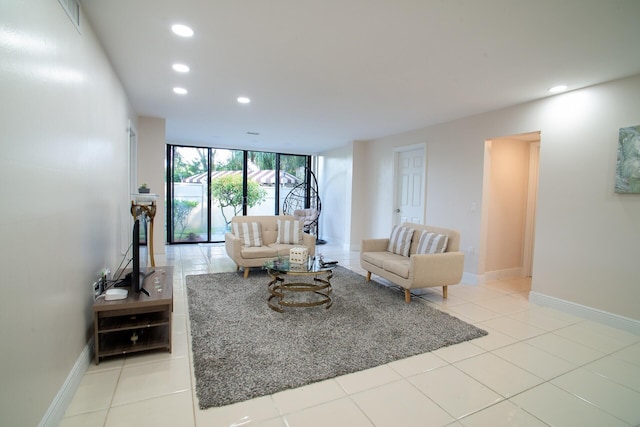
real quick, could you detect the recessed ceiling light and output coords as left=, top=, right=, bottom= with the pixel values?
left=171, top=24, right=194, bottom=37
left=549, top=85, right=568, bottom=93
left=172, top=63, right=190, bottom=73
left=173, top=87, right=187, bottom=95
left=237, top=96, right=251, bottom=104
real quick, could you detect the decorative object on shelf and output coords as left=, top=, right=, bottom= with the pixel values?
left=289, top=247, right=308, bottom=264
left=138, top=183, right=150, bottom=193
left=616, top=125, right=640, bottom=193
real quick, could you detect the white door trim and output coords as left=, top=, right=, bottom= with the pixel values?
left=523, top=141, right=540, bottom=277
left=478, top=140, right=492, bottom=280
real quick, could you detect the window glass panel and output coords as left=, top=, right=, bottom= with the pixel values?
left=171, top=146, right=208, bottom=243
left=210, top=149, right=244, bottom=240
left=279, top=155, right=307, bottom=214
left=246, top=151, right=274, bottom=215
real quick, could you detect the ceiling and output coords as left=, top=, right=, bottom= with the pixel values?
left=81, top=0, right=640, bottom=155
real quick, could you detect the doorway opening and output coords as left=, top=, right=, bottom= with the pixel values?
left=479, top=131, right=540, bottom=281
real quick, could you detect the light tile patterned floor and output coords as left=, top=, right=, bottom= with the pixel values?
left=61, top=243, right=640, bottom=427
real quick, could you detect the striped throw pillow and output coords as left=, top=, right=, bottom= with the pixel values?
left=387, top=225, right=414, bottom=256
left=232, top=222, right=263, bottom=247
left=416, top=231, right=448, bottom=254
left=276, top=219, right=304, bottom=245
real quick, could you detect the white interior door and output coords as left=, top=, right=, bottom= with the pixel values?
left=394, top=146, right=425, bottom=225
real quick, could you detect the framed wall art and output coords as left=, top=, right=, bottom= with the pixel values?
left=615, top=125, right=640, bottom=193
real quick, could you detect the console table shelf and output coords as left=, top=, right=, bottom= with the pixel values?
left=97, top=330, right=171, bottom=358
left=93, top=267, right=173, bottom=364
left=98, top=313, right=170, bottom=333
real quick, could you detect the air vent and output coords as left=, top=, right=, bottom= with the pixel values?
left=58, top=0, right=81, bottom=32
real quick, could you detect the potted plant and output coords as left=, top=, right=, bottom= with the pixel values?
left=138, top=183, right=150, bottom=194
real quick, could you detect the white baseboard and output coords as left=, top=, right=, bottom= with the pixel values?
left=530, top=292, right=640, bottom=336
left=38, top=340, right=93, bottom=427
left=316, top=234, right=346, bottom=248
left=462, top=272, right=482, bottom=285
left=464, top=268, right=526, bottom=286
left=484, top=267, right=523, bottom=281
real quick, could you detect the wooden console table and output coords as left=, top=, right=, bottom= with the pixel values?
left=93, top=266, right=173, bottom=364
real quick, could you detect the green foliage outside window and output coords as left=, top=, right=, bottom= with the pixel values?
left=172, top=199, right=199, bottom=240
left=210, top=175, right=266, bottom=228
left=172, top=150, right=208, bottom=182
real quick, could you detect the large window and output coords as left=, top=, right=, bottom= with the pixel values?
left=167, top=145, right=312, bottom=243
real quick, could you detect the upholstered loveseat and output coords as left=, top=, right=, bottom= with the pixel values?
left=225, top=215, right=316, bottom=278
left=360, top=223, right=464, bottom=303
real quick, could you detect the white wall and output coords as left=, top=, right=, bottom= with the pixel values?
left=0, top=2, right=134, bottom=425
left=350, top=118, right=486, bottom=273
left=335, top=75, right=640, bottom=322
left=532, top=78, right=640, bottom=321
left=318, top=143, right=353, bottom=246
left=137, top=116, right=166, bottom=255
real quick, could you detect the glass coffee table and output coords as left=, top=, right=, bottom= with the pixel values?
left=264, top=256, right=337, bottom=312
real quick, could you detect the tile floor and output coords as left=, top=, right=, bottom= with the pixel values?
left=60, top=244, right=640, bottom=427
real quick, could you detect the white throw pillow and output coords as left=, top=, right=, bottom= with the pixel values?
left=387, top=225, right=414, bottom=256
left=416, top=231, right=448, bottom=254
left=232, top=222, right=263, bottom=247
left=276, top=219, right=303, bottom=245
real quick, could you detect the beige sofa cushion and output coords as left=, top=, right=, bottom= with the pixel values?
left=240, top=245, right=278, bottom=259
left=361, top=251, right=407, bottom=268
left=276, top=219, right=304, bottom=244
left=416, top=231, right=448, bottom=254
left=387, top=225, right=414, bottom=256
left=407, top=223, right=460, bottom=254
left=232, top=221, right=263, bottom=247
left=230, top=215, right=281, bottom=245
left=382, top=259, right=410, bottom=279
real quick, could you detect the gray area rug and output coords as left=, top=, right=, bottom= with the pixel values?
left=186, top=266, right=487, bottom=409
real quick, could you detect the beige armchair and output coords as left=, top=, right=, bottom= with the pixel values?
left=225, top=215, right=316, bottom=278
left=360, top=223, right=464, bottom=303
